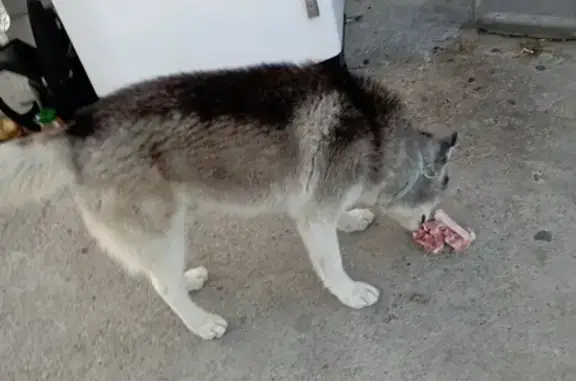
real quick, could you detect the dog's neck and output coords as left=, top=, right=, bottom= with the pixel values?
left=363, top=126, right=429, bottom=205
left=390, top=151, right=424, bottom=200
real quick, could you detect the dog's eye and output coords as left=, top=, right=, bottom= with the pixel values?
left=420, top=215, right=426, bottom=224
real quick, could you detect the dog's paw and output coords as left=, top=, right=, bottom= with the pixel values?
left=338, top=208, right=375, bottom=233
left=194, top=314, right=228, bottom=340
left=333, top=281, right=380, bottom=309
left=184, top=266, right=208, bottom=292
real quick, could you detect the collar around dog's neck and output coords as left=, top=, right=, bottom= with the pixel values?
left=391, top=153, right=437, bottom=200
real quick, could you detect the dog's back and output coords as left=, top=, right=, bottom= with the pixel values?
left=12, top=63, right=398, bottom=214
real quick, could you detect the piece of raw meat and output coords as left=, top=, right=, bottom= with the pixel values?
left=412, top=220, right=446, bottom=254
left=412, top=209, right=475, bottom=254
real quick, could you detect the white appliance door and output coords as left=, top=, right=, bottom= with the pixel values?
left=52, top=0, right=344, bottom=96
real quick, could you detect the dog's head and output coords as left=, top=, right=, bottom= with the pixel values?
left=378, top=131, right=458, bottom=231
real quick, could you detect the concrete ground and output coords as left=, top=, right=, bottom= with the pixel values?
left=2, top=1, right=576, bottom=380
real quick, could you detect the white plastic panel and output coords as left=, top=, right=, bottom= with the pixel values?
left=52, top=0, right=345, bottom=96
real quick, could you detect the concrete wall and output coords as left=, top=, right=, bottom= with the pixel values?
left=2, top=0, right=51, bottom=16
left=476, top=0, right=576, bottom=18
left=3, top=0, right=52, bottom=45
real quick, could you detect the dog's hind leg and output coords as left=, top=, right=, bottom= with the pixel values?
left=145, top=223, right=227, bottom=340
left=293, top=212, right=380, bottom=309
left=77, top=195, right=227, bottom=340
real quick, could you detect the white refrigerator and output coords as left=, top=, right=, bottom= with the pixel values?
left=51, top=0, right=346, bottom=97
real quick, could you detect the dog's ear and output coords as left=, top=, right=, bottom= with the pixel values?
left=446, top=131, right=458, bottom=147
left=438, top=132, right=458, bottom=163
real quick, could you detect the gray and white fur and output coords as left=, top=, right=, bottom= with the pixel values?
left=0, top=63, right=457, bottom=340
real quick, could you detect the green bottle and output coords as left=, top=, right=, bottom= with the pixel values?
left=35, top=108, right=64, bottom=129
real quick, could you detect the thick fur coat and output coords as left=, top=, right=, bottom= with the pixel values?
left=0, top=63, right=457, bottom=340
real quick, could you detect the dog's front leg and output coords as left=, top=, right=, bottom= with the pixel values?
left=294, top=216, right=380, bottom=309
left=337, top=208, right=376, bottom=233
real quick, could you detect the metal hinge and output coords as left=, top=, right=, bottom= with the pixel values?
left=304, top=0, right=320, bottom=18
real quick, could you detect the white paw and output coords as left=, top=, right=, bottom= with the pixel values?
left=338, top=208, right=376, bottom=233
left=333, top=281, right=380, bottom=309
left=184, top=266, right=208, bottom=292
left=195, top=314, right=228, bottom=340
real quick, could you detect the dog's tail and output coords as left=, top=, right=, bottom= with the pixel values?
left=0, top=130, right=77, bottom=206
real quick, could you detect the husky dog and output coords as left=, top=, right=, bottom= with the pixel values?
left=0, top=63, right=457, bottom=340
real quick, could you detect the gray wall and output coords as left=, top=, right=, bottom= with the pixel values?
left=2, top=0, right=52, bottom=16
left=477, top=0, right=576, bottom=18
left=3, top=0, right=52, bottom=45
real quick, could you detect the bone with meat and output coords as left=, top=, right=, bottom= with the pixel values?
left=412, top=209, right=475, bottom=254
